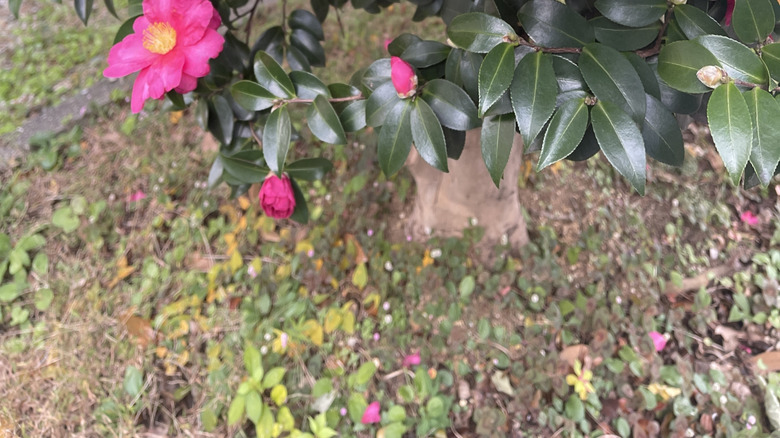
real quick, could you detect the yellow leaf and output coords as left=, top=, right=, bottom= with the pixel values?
left=314, top=258, right=323, bottom=271
left=279, top=228, right=291, bottom=241
left=275, top=264, right=292, bottom=281
left=330, top=277, right=339, bottom=290
left=270, top=384, right=287, bottom=406
left=295, top=240, right=314, bottom=254
left=108, top=256, right=136, bottom=288
left=422, top=250, right=434, bottom=268
left=229, top=250, right=243, bottom=274
left=169, top=110, right=183, bottom=124
left=341, top=310, right=355, bottom=334
left=238, top=196, right=251, bottom=211
left=647, top=383, right=681, bottom=401
left=219, top=204, right=239, bottom=224
left=352, top=263, right=368, bottom=290
left=302, top=319, right=324, bottom=346
left=236, top=216, right=247, bottom=232
left=177, top=350, right=190, bottom=366
left=156, top=346, right=168, bottom=358
left=324, top=308, right=343, bottom=334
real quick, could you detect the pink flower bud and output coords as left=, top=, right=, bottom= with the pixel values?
left=649, top=331, right=667, bottom=352
left=391, top=56, right=417, bottom=98
left=361, top=401, right=381, bottom=424
left=258, top=173, right=296, bottom=219
left=403, top=352, right=421, bottom=367
left=725, top=0, right=735, bottom=26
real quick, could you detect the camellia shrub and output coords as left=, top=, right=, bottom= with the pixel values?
left=10, top=0, right=780, bottom=221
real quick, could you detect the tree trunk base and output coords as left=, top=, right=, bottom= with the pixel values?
left=406, top=129, right=529, bottom=256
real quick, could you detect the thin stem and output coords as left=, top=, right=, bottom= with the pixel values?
left=733, top=78, right=767, bottom=90
left=249, top=121, right=263, bottom=147
left=283, top=94, right=365, bottom=104
left=335, top=6, right=345, bottom=38
left=637, top=7, right=672, bottom=58
left=281, top=0, right=288, bottom=35
left=517, top=38, right=581, bottom=54
left=244, top=0, right=262, bottom=46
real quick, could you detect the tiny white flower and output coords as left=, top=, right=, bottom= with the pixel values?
left=260, top=345, right=268, bottom=355
left=685, top=428, right=694, bottom=438
left=469, top=217, right=478, bottom=226
left=431, top=248, right=442, bottom=258
left=325, top=194, right=332, bottom=202
left=384, top=261, right=393, bottom=271
left=203, top=201, right=209, bottom=208
left=500, top=234, right=509, bottom=245
left=108, top=193, right=116, bottom=202
left=384, top=315, right=393, bottom=324
left=531, top=294, right=539, bottom=303
left=264, top=333, right=272, bottom=341
left=616, top=296, right=623, bottom=304
left=153, top=184, right=159, bottom=192
left=158, top=176, right=164, bottom=183
left=424, top=226, right=432, bottom=236
left=719, top=395, right=727, bottom=405
left=748, top=415, right=757, bottom=425
left=382, top=301, right=390, bottom=311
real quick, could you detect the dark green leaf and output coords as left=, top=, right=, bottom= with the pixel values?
left=480, top=113, right=516, bottom=187
left=388, top=34, right=422, bottom=56
left=552, top=55, right=587, bottom=95
left=413, top=0, right=443, bottom=21
left=624, top=52, right=660, bottom=100
left=591, top=100, right=647, bottom=194
left=339, top=100, right=367, bottom=132
left=114, top=16, right=140, bottom=45
left=103, top=0, right=117, bottom=18
left=362, top=58, right=391, bottom=90
left=566, top=125, right=600, bottom=161
left=289, top=9, right=325, bottom=40
left=594, top=0, right=666, bottom=27
left=254, top=51, right=296, bottom=98
left=590, top=16, right=659, bottom=51
left=673, top=4, right=726, bottom=39
left=761, top=43, right=780, bottom=82
left=445, top=49, right=481, bottom=102
left=420, top=79, right=480, bottom=130
left=657, top=40, right=721, bottom=93
left=580, top=43, right=646, bottom=123
left=231, top=81, right=276, bottom=112
left=285, top=158, right=334, bottom=181
left=252, top=26, right=285, bottom=56
left=478, top=42, right=516, bottom=116
left=263, top=106, right=292, bottom=174
left=208, top=155, right=224, bottom=188
left=9, top=0, right=22, bottom=18
left=377, top=99, right=414, bottom=176
left=518, top=0, right=595, bottom=48
left=443, top=127, right=466, bottom=159
left=732, top=0, right=775, bottom=44
left=290, top=28, right=326, bottom=67
left=220, top=150, right=269, bottom=184
left=289, top=178, right=309, bottom=224
left=744, top=87, right=780, bottom=186
left=290, top=71, right=331, bottom=99
left=511, top=51, right=557, bottom=147
left=538, top=98, right=589, bottom=170
left=707, top=82, right=752, bottom=185
left=307, top=95, right=347, bottom=144
left=401, top=40, right=452, bottom=68
left=642, top=94, right=684, bottom=166
left=695, top=35, right=769, bottom=87
left=447, top=12, right=517, bottom=53
left=366, top=81, right=401, bottom=127
left=74, top=0, right=93, bottom=24
left=311, top=0, right=328, bottom=21
left=208, top=95, right=234, bottom=145
left=286, top=45, right=312, bottom=72
left=411, top=99, right=449, bottom=172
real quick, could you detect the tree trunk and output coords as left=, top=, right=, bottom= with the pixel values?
left=406, top=129, right=529, bottom=253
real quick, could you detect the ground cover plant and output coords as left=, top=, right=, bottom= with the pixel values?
left=2, top=0, right=780, bottom=437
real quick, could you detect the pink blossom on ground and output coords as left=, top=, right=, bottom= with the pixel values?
left=128, top=190, right=147, bottom=202
left=403, top=351, right=421, bottom=367
left=740, top=211, right=759, bottom=226
left=104, top=0, right=225, bottom=113
left=280, top=332, right=288, bottom=349
left=725, top=0, right=735, bottom=25
left=649, top=331, right=667, bottom=352
left=373, top=332, right=380, bottom=341
left=361, top=401, right=381, bottom=424
left=390, top=56, right=417, bottom=98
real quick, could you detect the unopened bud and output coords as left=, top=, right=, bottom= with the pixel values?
left=697, top=66, right=727, bottom=88
left=391, top=56, right=418, bottom=98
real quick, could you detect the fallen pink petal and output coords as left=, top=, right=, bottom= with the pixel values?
left=740, top=211, right=759, bottom=226
left=128, top=190, right=147, bottom=202
left=403, top=352, right=421, bottom=367
left=361, top=401, right=381, bottom=424
left=649, top=331, right=667, bottom=352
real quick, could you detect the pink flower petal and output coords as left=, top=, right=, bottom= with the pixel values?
left=740, top=211, right=759, bottom=226
left=384, top=38, right=393, bottom=51
left=725, top=0, right=735, bottom=26
left=390, top=56, right=417, bottom=98
left=403, top=352, right=421, bottom=367
left=128, top=190, right=147, bottom=202
left=361, top=401, right=381, bottom=424
left=649, top=331, right=667, bottom=352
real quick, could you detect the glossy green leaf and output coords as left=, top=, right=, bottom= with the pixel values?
left=538, top=98, right=589, bottom=170
left=286, top=45, right=311, bottom=72
left=388, top=33, right=422, bottom=56
left=744, top=162, right=780, bottom=188
left=447, top=12, right=517, bottom=53
left=307, top=95, right=347, bottom=144
left=594, top=0, right=666, bottom=27
left=208, top=95, right=234, bottom=145
left=289, top=9, right=324, bottom=40
left=231, top=81, right=276, bottom=112
left=625, top=52, right=660, bottom=100
left=454, top=50, right=482, bottom=102
left=732, top=0, right=775, bottom=44
left=552, top=55, right=587, bottom=95
left=642, top=94, right=684, bottom=166
left=580, top=43, right=646, bottom=123
left=695, top=35, right=769, bottom=87
left=761, top=43, right=780, bottom=82
left=744, top=88, right=780, bottom=186
left=481, top=113, right=516, bottom=187
left=362, top=58, right=391, bottom=90
left=518, top=0, right=595, bottom=48
left=591, top=16, right=659, bottom=51
left=263, top=106, right=292, bottom=174
left=377, top=99, right=413, bottom=176
left=443, top=127, right=466, bottom=159
left=511, top=51, right=557, bottom=147
left=591, top=100, right=646, bottom=195
left=673, top=4, right=726, bottom=39
left=566, top=125, right=601, bottom=161
left=74, top=0, right=93, bottom=24
left=290, top=71, right=330, bottom=99
left=113, top=15, right=140, bottom=45
left=366, top=81, right=401, bottom=127
left=420, top=79, right=480, bottom=130
left=290, top=28, right=326, bottom=67
left=707, top=82, right=752, bottom=185
left=311, top=0, right=328, bottom=21
left=478, top=42, right=516, bottom=116
left=289, top=178, right=309, bottom=224
left=657, top=40, right=721, bottom=93
left=339, top=100, right=367, bottom=132
left=220, top=150, right=269, bottom=184
left=411, top=99, right=449, bottom=172
left=401, top=40, right=451, bottom=68
left=254, top=51, right=296, bottom=98
left=412, top=0, right=443, bottom=21
left=285, top=158, right=334, bottom=181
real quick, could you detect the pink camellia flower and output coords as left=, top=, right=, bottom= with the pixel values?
left=391, top=56, right=417, bottom=98
left=258, top=173, right=296, bottom=219
left=403, top=351, right=421, bottom=368
left=104, top=0, right=225, bottom=113
left=128, top=189, right=147, bottom=202
left=649, top=331, right=667, bottom=352
left=725, top=0, right=735, bottom=25
left=740, top=211, right=759, bottom=226
left=361, top=401, right=381, bottom=424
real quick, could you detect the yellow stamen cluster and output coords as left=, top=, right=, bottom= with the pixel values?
left=143, top=22, right=177, bottom=55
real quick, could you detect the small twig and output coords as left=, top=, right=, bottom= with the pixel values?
left=284, top=94, right=365, bottom=104
left=382, top=368, right=415, bottom=380
left=637, top=8, right=672, bottom=58
left=517, top=38, right=581, bottom=54
left=248, top=121, right=263, bottom=148
left=335, top=7, right=345, bottom=38
left=244, top=0, right=262, bottom=46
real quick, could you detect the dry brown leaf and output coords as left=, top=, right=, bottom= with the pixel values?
left=713, top=325, right=745, bottom=352
left=750, top=351, right=780, bottom=372
left=559, top=344, right=589, bottom=368
left=344, top=233, right=368, bottom=265
left=121, top=312, right=155, bottom=347
left=107, top=256, right=136, bottom=289
left=185, top=252, right=212, bottom=272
